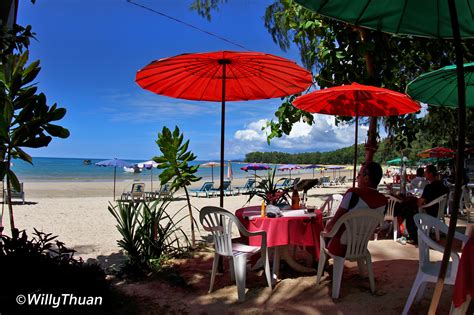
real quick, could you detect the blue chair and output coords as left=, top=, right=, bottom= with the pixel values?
left=275, top=178, right=291, bottom=188
left=191, top=182, right=215, bottom=198
left=235, top=179, right=256, bottom=194
left=212, top=180, right=236, bottom=196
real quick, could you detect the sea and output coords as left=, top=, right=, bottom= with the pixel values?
left=8, top=157, right=314, bottom=182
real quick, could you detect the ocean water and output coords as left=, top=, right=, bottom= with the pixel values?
left=8, top=157, right=314, bottom=182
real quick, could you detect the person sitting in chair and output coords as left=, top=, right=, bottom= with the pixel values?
left=409, top=167, right=429, bottom=194
left=325, top=161, right=388, bottom=256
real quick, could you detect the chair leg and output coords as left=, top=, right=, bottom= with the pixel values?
left=366, top=256, right=375, bottom=294
left=435, top=227, right=440, bottom=241
left=331, top=256, right=345, bottom=299
left=209, top=253, right=220, bottom=293
left=402, top=273, right=424, bottom=315
left=316, top=250, right=327, bottom=285
left=393, top=217, right=398, bottom=241
left=262, top=249, right=272, bottom=289
left=414, top=281, right=427, bottom=304
left=233, top=254, right=247, bottom=302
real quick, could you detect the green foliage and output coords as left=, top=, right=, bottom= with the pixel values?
left=108, top=200, right=190, bottom=276
left=153, top=126, right=201, bottom=247
left=1, top=12, right=69, bottom=232
left=0, top=228, right=110, bottom=313
left=249, top=168, right=290, bottom=205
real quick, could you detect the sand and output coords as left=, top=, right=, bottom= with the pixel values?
left=1, top=171, right=469, bottom=313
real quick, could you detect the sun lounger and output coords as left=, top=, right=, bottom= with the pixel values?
left=212, top=180, right=236, bottom=196
left=235, top=178, right=256, bottom=194
left=190, top=182, right=215, bottom=198
left=275, top=178, right=291, bottom=189
left=2, top=182, right=25, bottom=204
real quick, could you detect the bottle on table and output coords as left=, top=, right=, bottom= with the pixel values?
left=261, top=200, right=266, bottom=217
left=291, top=188, right=300, bottom=210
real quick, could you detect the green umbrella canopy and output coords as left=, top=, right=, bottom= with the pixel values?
left=294, top=0, right=474, bottom=38
left=406, top=62, right=474, bottom=107
left=386, top=157, right=414, bottom=165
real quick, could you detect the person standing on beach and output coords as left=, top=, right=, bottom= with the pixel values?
left=324, top=161, right=388, bottom=256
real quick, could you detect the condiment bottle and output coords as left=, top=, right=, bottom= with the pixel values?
left=291, top=188, right=300, bottom=210
left=261, top=200, right=266, bottom=217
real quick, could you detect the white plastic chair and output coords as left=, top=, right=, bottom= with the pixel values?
left=385, top=195, right=402, bottom=241
left=316, top=209, right=384, bottom=299
left=199, top=206, right=272, bottom=302
left=321, top=194, right=343, bottom=220
left=447, top=184, right=470, bottom=216
left=402, top=213, right=469, bottom=315
left=418, top=194, right=448, bottom=241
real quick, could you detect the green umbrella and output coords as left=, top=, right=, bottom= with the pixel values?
left=294, top=0, right=472, bottom=311
left=386, top=158, right=403, bottom=165
left=406, top=62, right=474, bottom=107
left=294, top=0, right=474, bottom=38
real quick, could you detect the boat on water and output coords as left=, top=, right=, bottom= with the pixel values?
left=83, top=159, right=91, bottom=165
left=123, top=165, right=141, bottom=173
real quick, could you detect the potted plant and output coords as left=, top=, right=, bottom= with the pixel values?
left=249, top=168, right=290, bottom=206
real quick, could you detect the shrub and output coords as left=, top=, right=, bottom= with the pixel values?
left=108, top=199, right=190, bottom=277
left=0, top=229, right=110, bottom=314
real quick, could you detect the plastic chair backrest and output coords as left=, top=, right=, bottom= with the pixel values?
left=420, top=194, right=448, bottom=219
left=200, top=206, right=250, bottom=257
left=385, top=195, right=401, bottom=220
left=413, top=213, right=467, bottom=283
left=331, top=194, right=343, bottom=215
left=332, top=209, right=384, bottom=260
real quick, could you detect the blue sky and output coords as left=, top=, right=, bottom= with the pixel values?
left=18, top=0, right=370, bottom=161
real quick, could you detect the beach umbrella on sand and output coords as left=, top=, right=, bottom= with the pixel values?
left=95, top=158, right=132, bottom=199
left=240, top=163, right=271, bottom=182
left=200, top=161, right=220, bottom=183
left=417, top=147, right=455, bottom=159
left=293, top=83, right=420, bottom=187
left=277, top=164, right=301, bottom=180
left=136, top=51, right=312, bottom=207
left=227, top=161, right=233, bottom=181
left=137, top=160, right=159, bottom=191
left=305, top=164, right=325, bottom=177
left=292, top=1, right=474, bottom=309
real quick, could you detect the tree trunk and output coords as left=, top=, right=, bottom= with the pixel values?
left=183, top=186, right=195, bottom=247
left=359, top=28, right=379, bottom=163
left=6, top=171, right=15, bottom=234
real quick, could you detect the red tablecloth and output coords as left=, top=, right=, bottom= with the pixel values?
left=453, top=236, right=474, bottom=308
left=235, top=206, right=324, bottom=259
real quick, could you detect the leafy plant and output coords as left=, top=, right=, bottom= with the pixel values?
left=0, top=13, right=69, bottom=234
left=249, top=168, right=290, bottom=205
left=0, top=228, right=110, bottom=313
left=108, top=199, right=190, bottom=275
left=153, top=126, right=201, bottom=247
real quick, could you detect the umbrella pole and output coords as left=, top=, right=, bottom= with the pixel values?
left=219, top=60, right=229, bottom=208
left=352, top=110, right=359, bottom=188
left=151, top=167, right=153, bottom=192
left=113, top=166, right=116, bottom=200
left=211, top=166, right=214, bottom=183
left=429, top=2, right=466, bottom=313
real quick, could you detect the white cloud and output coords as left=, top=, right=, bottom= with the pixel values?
left=232, top=114, right=369, bottom=156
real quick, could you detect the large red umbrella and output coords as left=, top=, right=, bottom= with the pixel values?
left=418, top=147, right=455, bottom=159
left=136, top=51, right=312, bottom=206
left=293, top=83, right=420, bottom=186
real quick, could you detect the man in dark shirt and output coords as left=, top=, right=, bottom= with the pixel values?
left=417, top=165, right=449, bottom=217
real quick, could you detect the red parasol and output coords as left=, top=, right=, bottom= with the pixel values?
left=293, top=83, right=420, bottom=186
left=418, top=147, right=455, bottom=159
left=136, top=51, right=312, bottom=206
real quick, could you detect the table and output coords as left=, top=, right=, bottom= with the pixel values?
left=452, top=236, right=474, bottom=313
left=236, top=206, right=324, bottom=280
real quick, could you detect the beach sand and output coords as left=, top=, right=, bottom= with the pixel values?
left=1, top=171, right=468, bottom=313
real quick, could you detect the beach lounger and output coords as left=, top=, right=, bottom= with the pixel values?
left=190, top=182, right=215, bottom=198
left=275, top=178, right=291, bottom=189
left=289, top=177, right=301, bottom=188
left=155, top=183, right=172, bottom=199
left=212, top=180, right=236, bottom=196
left=319, top=176, right=331, bottom=187
left=2, top=182, right=25, bottom=204
left=235, top=179, right=256, bottom=194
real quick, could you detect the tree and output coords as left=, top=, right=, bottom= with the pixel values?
left=0, top=16, right=70, bottom=234
left=153, top=126, right=201, bottom=247
left=190, top=0, right=474, bottom=158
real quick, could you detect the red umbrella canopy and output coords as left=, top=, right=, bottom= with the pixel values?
left=293, top=83, right=420, bottom=187
left=418, top=147, right=455, bottom=159
left=293, top=83, right=420, bottom=116
left=135, top=51, right=312, bottom=102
